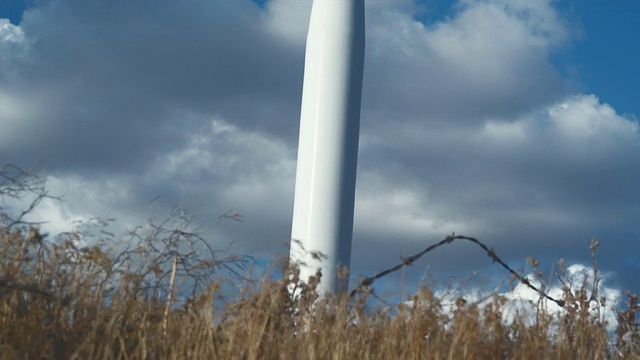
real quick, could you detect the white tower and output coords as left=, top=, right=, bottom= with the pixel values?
left=290, top=0, right=365, bottom=295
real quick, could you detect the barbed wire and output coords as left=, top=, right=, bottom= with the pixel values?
left=349, top=233, right=566, bottom=309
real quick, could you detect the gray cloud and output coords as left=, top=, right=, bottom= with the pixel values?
left=1, top=0, right=639, bottom=294
left=363, top=0, right=570, bottom=123
left=2, top=0, right=302, bottom=171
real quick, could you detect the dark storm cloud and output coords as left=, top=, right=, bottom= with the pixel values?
left=354, top=94, right=640, bottom=283
left=2, top=0, right=303, bottom=171
left=1, top=0, right=639, bottom=296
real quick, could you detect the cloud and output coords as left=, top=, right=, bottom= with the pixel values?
left=503, top=263, right=622, bottom=334
left=1, top=0, right=639, bottom=295
left=353, top=93, right=640, bottom=283
left=263, top=0, right=311, bottom=44
left=418, top=262, right=622, bottom=334
left=140, top=115, right=297, bottom=252
left=363, top=0, right=569, bottom=124
left=1, top=0, right=301, bottom=172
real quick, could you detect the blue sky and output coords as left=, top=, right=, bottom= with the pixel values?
left=552, top=0, right=639, bottom=118
left=1, top=0, right=639, bottom=309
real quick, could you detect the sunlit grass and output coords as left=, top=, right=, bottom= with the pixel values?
left=1, top=165, right=638, bottom=359
left=1, top=223, right=639, bottom=359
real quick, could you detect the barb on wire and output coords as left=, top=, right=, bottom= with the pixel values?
left=349, top=234, right=566, bottom=309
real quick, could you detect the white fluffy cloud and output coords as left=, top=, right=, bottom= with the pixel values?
left=418, top=263, right=622, bottom=334
left=363, top=0, right=568, bottom=125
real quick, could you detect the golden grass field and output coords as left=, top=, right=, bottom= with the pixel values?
left=0, top=224, right=638, bottom=359
left=0, top=167, right=638, bottom=359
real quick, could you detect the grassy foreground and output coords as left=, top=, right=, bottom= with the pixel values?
left=0, top=225, right=639, bottom=359
left=0, top=166, right=638, bottom=359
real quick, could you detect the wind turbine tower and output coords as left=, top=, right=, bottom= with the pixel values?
left=290, top=0, right=365, bottom=295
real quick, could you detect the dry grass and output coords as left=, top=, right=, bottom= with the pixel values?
left=0, top=224, right=639, bottom=360
left=1, top=166, right=639, bottom=359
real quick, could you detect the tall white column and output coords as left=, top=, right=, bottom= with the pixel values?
left=290, top=0, right=365, bottom=295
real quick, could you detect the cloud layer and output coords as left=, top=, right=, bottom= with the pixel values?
left=1, top=0, right=638, bottom=293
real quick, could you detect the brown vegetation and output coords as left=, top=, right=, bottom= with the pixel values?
left=1, top=165, right=639, bottom=359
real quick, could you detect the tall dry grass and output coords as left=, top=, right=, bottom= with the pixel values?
left=1, top=224, right=639, bottom=359
left=1, top=165, right=639, bottom=359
